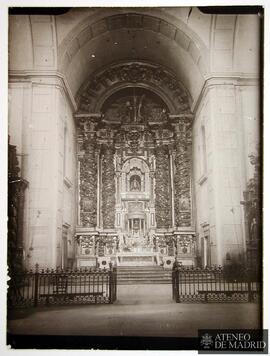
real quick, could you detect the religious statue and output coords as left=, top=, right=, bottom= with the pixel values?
left=137, top=94, right=145, bottom=122
left=124, top=95, right=145, bottom=123
left=249, top=217, right=258, bottom=241
left=130, top=175, right=141, bottom=191
left=125, top=100, right=134, bottom=122
left=179, top=196, right=189, bottom=211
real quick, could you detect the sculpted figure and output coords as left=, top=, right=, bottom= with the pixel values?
left=130, top=175, right=141, bottom=191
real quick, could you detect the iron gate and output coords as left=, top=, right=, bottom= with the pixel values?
left=8, top=264, right=117, bottom=308
left=172, top=266, right=260, bottom=303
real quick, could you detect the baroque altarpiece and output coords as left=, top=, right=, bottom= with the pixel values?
left=75, top=62, right=196, bottom=268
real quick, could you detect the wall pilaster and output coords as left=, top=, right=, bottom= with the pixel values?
left=193, top=76, right=259, bottom=265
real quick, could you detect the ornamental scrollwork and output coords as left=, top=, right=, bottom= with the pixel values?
left=101, top=145, right=116, bottom=229
left=174, top=121, right=192, bottom=227
left=79, top=137, right=98, bottom=227
left=241, top=151, right=261, bottom=269
left=77, top=62, right=190, bottom=113
left=155, top=145, right=172, bottom=228
left=176, top=234, right=195, bottom=255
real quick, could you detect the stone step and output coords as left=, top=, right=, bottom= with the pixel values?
left=117, top=270, right=172, bottom=275
left=117, top=267, right=165, bottom=271
left=116, top=266, right=173, bottom=284
left=117, top=275, right=171, bottom=279
left=117, top=280, right=171, bottom=284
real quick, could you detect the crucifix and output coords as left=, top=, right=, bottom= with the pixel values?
left=125, top=89, right=145, bottom=123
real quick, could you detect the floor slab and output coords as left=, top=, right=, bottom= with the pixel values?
left=7, top=284, right=261, bottom=338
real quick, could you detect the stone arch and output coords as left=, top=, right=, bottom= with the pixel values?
left=98, top=83, right=173, bottom=114
left=57, top=9, right=210, bottom=104
left=122, top=157, right=150, bottom=174
left=76, top=61, right=192, bottom=115
left=59, top=11, right=209, bottom=75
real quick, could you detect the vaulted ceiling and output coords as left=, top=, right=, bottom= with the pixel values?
left=9, top=8, right=260, bottom=112
left=57, top=9, right=210, bottom=108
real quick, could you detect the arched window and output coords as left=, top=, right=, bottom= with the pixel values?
left=130, top=175, right=141, bottom=191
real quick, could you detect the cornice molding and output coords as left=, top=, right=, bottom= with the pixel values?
left=8, top=70, right=77, bottom=112
left=192, top=73, right=260, bottom=114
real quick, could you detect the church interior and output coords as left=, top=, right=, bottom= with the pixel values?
left=8, top=7, right=261, bottom=272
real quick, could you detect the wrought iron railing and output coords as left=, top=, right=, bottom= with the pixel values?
left=8, top=264, right=117, bottom=308
left=172, top=266, right=260, bottom=303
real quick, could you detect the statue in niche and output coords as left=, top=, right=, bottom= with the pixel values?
left=133, top=219, right=140, bottom=230
left=179, top=196, right=189, bottom=211
left=249, top=217, right=258, bottom=241
left=130, top=175, right=141, bottom=191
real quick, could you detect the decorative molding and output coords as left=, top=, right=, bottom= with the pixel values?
left=174, top=120, right=192, bottom=227
left=198, top=174, right=207, bottom=186
left=176, top=234, right=196, bottom=256
left=75, top=67, right=195, bottom=257
left=78, top=135, right=97, bottom=228
left=63, top=176, right=73, bottom=189
left=76, top=62, right=191, bottom=114
left=8, top=70, right=78, bottom=112
left=155, top=145, right=171, bottom=228
left=101, top=145, right=116, bottom=229
left=192, top=74, right=260, bottom=114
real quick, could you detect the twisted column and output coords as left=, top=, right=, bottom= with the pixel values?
left=155, top=145, right=172, bottom=228
left=101, top=144, right=116, bottom=229
left=174, top=121, right=192, bottom=227
left=79, top=134, right=97, bottom=227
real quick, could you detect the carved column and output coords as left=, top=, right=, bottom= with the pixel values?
left=116, top=172, right=121, bottom=204
left=101, top=144, right=116, bottom=229
left=149, top=171, right=155, bottom=204
left=169, top=148, right=175, bottom=228
left=96, top=146, right=101, bottom=228
left=79, top=133, right=97, bottom=227
left=174, top=120, right=192, bottom=227
left=155, top=145, right=172, bottom=228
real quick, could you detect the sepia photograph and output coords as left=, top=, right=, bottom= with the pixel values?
left=4, top=2, right=266, bottom=352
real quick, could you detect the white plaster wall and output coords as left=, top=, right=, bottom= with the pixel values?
left=9, top=15, right=58, bottom=71
left=193, top=92, right=217, bottom=263
left=210, top=14, right=260, bottom=75
left=9, top=16, right=33, bottom=70
left=237, top=85, right=260, bottom=183
left=233, top=15, right=260, bottom=74
left=193, top=79, right=259, bottom=265
left=8, top=80, right=77, bottom=269
left=57, top=90, right=77, bottom=264
left=164, top=7, right=212, bottom=48
left=9, top=83, right=57, bottom=268
left=8, top=82, right=32, bottom=267
left=211, top=84, right=244, bottom=263
left=29, top=15, right=58, bottom=69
